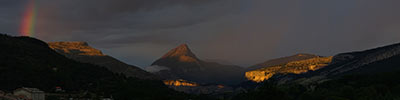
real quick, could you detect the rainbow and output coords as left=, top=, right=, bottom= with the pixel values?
left=19, top=0, right=37, bottom=37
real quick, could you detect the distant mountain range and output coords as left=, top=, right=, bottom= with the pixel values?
left=246, top=54, right=321, bottom=71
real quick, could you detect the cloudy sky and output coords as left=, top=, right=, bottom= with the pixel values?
left=1, top=0, right=400, bottom=67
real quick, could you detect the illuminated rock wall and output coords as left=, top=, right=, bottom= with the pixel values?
left=245, top=57, right=332, bottom=83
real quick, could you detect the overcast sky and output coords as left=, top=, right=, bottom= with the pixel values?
left=1, top=0, right=400, bottom=68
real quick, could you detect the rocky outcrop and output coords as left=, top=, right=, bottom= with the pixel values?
left=163, top=79, right=198, bottom=87
left=48, top=42, right=158, bottom=80
left=245, top=57, right=332, bottom=83
left=49, top=42, right=104, bottom=56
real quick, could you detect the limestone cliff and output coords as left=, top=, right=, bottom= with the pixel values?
left=48, top=42, right=157, bottom=80
left=49, top=42, right=105, bottom=56
left=247, top=53, right=320, bottom=71
left=245, top=56, right=332, bottom=83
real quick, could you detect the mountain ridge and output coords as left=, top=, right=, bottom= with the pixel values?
left=270, top=42, right=400, bottom=85
left=245, top=56, right=332, bottom=83
left=48, top=41, right=158, bottom=80
left=247, top=53, right=320, bottom=71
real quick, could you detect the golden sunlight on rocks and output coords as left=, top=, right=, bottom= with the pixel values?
left=245, top=71, right=276, bottom=83
left=163, top=79, right=198, bottom=87
left=245, top=57, right=333, bottom=83
left=179, top=56, right=198, bottom=62
left=157, top=44, right=200, bottom=63
left=48, top=42, right=105, bottom=56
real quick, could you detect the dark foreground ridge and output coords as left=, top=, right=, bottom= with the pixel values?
left=0, top=34, right=210, bottom=100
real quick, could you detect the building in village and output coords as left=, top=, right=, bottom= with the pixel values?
left=13, top=87, right=45, bottom=100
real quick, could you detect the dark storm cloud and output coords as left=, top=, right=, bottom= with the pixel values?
left=92, top=33, right=180, bottom=48
left=1, top=0, right=400, bottom=67
left=35, top=0, right=231, bottom=29
left=0, top=1, right=24, bottom=34
left=28, top=0, right=243, bottom=66
left=36, top=0, right=216, bottom=21
left=34, top=0, right=240, bottom=40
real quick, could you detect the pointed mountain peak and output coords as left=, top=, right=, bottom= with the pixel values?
left=162, top=44, right=194, bottom=57
left=158, top=44, right=200, bottom=63
left=171, top=44, right=190, bottom=53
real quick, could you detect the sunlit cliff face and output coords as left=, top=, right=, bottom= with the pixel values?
left=245, top=56, right=333, bottom=83
left=163, top=79, right=198, bottom=87
left=178, top=56, right=198, bottom=62
left=160, top=44, right=200, bottom=63
left=48, top=42, right=105, bottom=56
